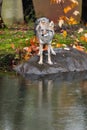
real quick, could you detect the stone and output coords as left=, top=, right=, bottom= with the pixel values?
left=14, top=48, right=87, bottom=80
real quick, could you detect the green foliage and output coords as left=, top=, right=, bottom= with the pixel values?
left=0, top=27, right=34, bottom=53
left=54, top=33, right=74, bottom=45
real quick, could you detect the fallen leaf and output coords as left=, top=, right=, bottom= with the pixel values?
left=80, top=36, right=85, bottom=41
left=11, top=43, right=15, bottom=49
left=75, top=45, right=85, bottom=51
left=68, top=17, right=77, bottom=24
left=70, top=0, right=78, bottom=5
left=58, top=19, right=64, bottom=27
left=78, top=28, right=84, bottom=33
left=73, top=10, right=80, bottom=16
left=64, top=6, right=72, bottom=14
left=84, top=33, right=87, bottom=38
left=24, top=54, right=30, bottom=60
left=62, top=30, right=67, bottom=38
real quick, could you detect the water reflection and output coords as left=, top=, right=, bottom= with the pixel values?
left=0, top=73, right=87, bottom=130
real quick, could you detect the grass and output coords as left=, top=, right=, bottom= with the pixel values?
left=0, top=27, right=34, bottom=54
left=0, top=23, right=87, bottom=54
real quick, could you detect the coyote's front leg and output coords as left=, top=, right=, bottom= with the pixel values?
left=49, top=44, right=56, bottom=55
left=38, top=44, right=43, bottom=64
left=48, top=44, right=53, bottom=65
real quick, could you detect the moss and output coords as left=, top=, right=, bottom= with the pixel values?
left=0, top=28, right=34, bottom=53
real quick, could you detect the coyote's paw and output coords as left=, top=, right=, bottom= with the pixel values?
left=52, top=51, right=56, bottom=55
left=38, top=61, right=43, bottom=65
left=48, top=61, right=53, bottom=65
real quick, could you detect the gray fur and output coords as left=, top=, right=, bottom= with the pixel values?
left=35, top=17, right=56, bottom=64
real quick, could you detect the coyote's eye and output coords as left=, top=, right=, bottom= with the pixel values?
left=41, top=29, right=44, bottom=32
left=46, top=29, right=49, bottom=32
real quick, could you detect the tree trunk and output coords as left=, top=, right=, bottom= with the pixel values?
left=78, top=0, right=82, bottom=20
left=32, top=0, right=82, bottom=23
left=0, top=0, right=2, bottom=17
left=1, top=0, right=24, bottom=27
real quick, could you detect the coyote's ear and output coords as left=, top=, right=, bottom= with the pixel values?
left=36, top=21, right=42, bottom=31
left=36, top=24, right=40, bottom=31
left=39, top=21, right=42, bottom=25
left=49, top=21, right=54, bottom=28
left=39, top=21, right=45, bottom=27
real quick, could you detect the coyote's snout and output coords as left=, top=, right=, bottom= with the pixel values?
left=35, top=17, right=56, bottom=65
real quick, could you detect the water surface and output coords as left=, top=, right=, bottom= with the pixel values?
left=0, top=72, right=87, bottom=130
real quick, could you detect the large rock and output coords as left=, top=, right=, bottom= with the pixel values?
left=14, top=48, right=87, bottom=79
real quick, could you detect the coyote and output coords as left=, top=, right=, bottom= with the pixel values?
left=35, top=17, right=56, bottom=65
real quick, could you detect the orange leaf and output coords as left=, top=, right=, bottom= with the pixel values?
left=56, top=43, right=63, bottom=48
left=76, top=46, right=84, bottom=51
left=64, top=6, right=72, bottom=14
left=24, top=54, right=30, bottom=61
left=62, top=30, right=67, bottom=38
left=50, top=0, right=58, bottom=4
left=68, top=17, right=77, bottom=25
left=27, top=47, right=32, bottom=53
left=11, top=43, right=15, bottom=49
left=30, top=36, right=38, bottom=45
left=71, top=3, right=77, bottom=9
left=85, top=37, right=87, bottom=42
left=80, top=36, right=85, bottom=41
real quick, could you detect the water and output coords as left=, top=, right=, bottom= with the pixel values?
left=0, top=72, right=87, bottom=130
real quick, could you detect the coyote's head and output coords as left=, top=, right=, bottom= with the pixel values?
left=35, top=17, right=55, bottom=43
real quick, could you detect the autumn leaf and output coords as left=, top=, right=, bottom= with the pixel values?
left=70, top=0, right=78, bottom=5
left=50, top=0, right=56, bottom=4
left=73, top=45, right=85, bottom=52
left=80, top=36, right=85, bottom=41
left=11, top=43, right=15, bottom=49
left=83, top=33, right=87, bottom=42
left=73, top=10, right=79, bottom=16
left=50, top=0, right=64, bottom=4
left=30, top=36, right=38, bottom=45
left=58, top=16, right=69, bottom=25
left=24, top=53, right=30, bottom=61
left=56, top=43, right=63, bottom=48
left=64, top=6, right=72, bottom=14
left=78, top=28, right=84, bottom=33
left=84, top=33, right=87, bottom=38
left=56, top=0, right=64, bottom=3
left=23, top=47, right=32, bottom=53
left=85, top=38, right=87, bottom=42
left=71, top=3, right=78, bottom=8
left=62, top=30, right=67, bottom=38
left=52, top=42, right=56, bottom=46
left=0, top=31, right=4, bottom=35
left=58, top=19, right=64, bottom=27
left=68, top=17, right=77, bottom=25
left=80, top=34, right=87, bottom=42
